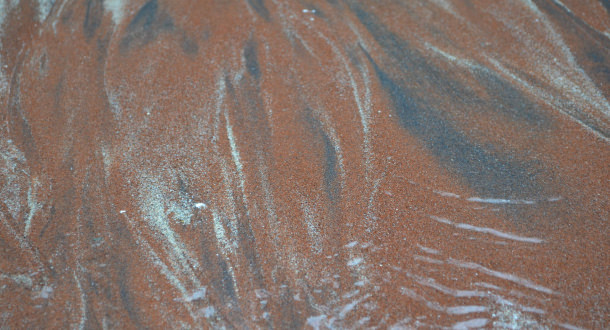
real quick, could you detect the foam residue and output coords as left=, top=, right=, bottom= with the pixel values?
left=299, top=197, right=322, bottom=254
left=345, top=241, right=358, bottom=248
left=452, top=318, right=489, bottom=329
left=429, top=215, right=544, bottom=243
left=136, top=170, right=204, bottom=294
left=0, top=138, right=42, bottom=237
left=433, top=190, right=461, bottom=198
left=0, top=138, right=27, bottom=221
left=103, top=0, right=125, bottom=26
left=307, top=315, right=327, bottom=330
left=211, top=209, right=233, bottom=255
left=74, top=270, right=87, bottom=330
left=24, top=179, right=42, bottom=236
left=338, top=293, right=371, bottom=319
left=417, top=244, right=440, bottom=255
left=122, top=213, right=200, bottom=321
left=200, top=306, right=215, bottom=318
left=101, top=145, right=112, bottom=179
left=492, top=302, right=542, bottom=329
left=448, top=258, right=557, bottom=295
left=0, top=58, right=7, bottom=98
left=37, top=0, right=55, bottom=22
left=138, top=171, right=193, bottom=229
left=176, top=286, right=207, bottom=302
left=466, top=197, right=535, bottom=205
left=36, top=285, right=54, bottom=299
left=0, top=273, right=33, bottom=287
left=223, top=108, right=247, bottom=206
left=429, top=0, right=460, bottom=17
left=447, top=305, right=488, bottom=315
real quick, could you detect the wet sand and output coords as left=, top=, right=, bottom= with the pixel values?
left=0, top=0, right=608, bottom=328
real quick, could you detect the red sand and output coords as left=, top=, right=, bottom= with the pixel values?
left=0, top=0, right=608, bottom=328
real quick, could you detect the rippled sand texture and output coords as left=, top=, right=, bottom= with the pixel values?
left=1, top=0, right=609, bottom=328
